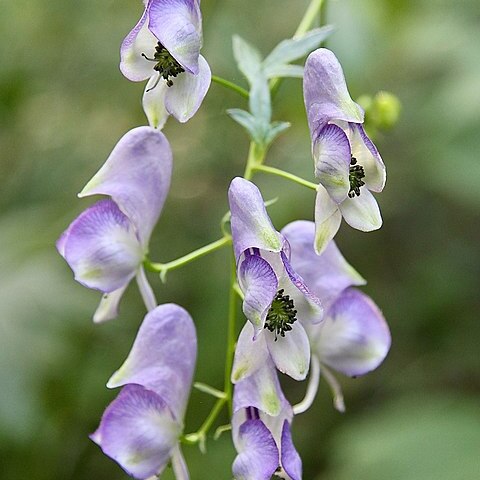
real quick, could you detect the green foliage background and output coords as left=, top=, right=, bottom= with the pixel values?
left=0, top=0, right=479, bottom=478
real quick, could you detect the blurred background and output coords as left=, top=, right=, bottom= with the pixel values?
left=1, top=0, right=479, bottom=478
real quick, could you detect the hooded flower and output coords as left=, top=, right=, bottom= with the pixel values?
left=228, top=178, right=323, bottom=383
left=282, top=221, right=391, bottom=412
left=91, top=303, right=197, bottom=480
left=121, top=0, right=211, bottom=128
left=303, top=48, right=386, bottom=254
left=232, top=361, right=302, bottom=480
left=57, top=126, right=172, bottom=322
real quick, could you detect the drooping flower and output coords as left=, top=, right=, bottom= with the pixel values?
left=282, top=220, right=391, bottom=412
left=91, top=303, right=197, bottom=480
left=303, top=48, right=386, bottom=254
left=232, top=361, right=302, bottom=480
left=121, top=0, right=211, bottom=128
left=228, top=177, right=323, bottom=383
left=57, top=126, right=172, bottom=322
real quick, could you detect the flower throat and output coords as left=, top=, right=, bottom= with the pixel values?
left=264, top=289, right=297, bottom=341
left=142, top=42, right=185, bottom=90
left=348, top=155, right=365, bottom=198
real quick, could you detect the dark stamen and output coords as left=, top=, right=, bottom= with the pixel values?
left=264, top=289, right=297, bottom=341
left=348, top=155, right=365, bottom=198
left=141, top=42, right=185, bottom=90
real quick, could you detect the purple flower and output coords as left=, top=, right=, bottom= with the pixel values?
left=304, top=48, right=386, bottom=254
left=57, top=127, right=172, bottom=322
left=232, top=362, right=302, bottom=480
left=228, top=178, right=323, bottom=383
left=283, top=221, right=391, bottom=411
left=91, top=303, right=197, bottom=479
left=121, top=0, right=211, bottom=128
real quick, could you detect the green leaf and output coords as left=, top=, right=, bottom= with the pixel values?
left=264, top=64, right=304, bottom=79
left=227, top=108, right=263, bottom=143
left=264, top=121, right=291, bottom=146
left=249, top=74, right=271, bottom=125
left=232, top=35, right=263, bottom=84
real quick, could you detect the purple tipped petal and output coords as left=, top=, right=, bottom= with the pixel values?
left=314, top=185, right=342, bottom=255
left=339, top=188, right=382, bottom=231
left=91, top=384, right=180, bottom=479
left=313, top=124, right=351, bottom=203
left=281, top=421, right=302, bottom=480
left=120, top=7, right=158, bottom=82
left=228, top=178, right=282, bottom=259
left=282, top=221, right=365, bottom=310
left=232, top=419, right=279, bottom=480
left=349, top=123, right=386, bottom=192
left=107, top=304, right=197, bottom=420
left=164, top=54, right=211, bottom=122
left=93, top=284, right=129, bottom=323
left=79, top=127, right=172, bottom=246
left=239, top=253, right=278, bottom=336
left=265, top=322, right=310, bottom=381
left=148, top=0, right=202, bottom=74
left=57, top=200, right=142, bottom=293
left=315, top=288, right=391, bottom=376
left=304, top=48, right=364, bottom=139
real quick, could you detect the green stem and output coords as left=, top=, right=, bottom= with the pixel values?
left=243, top=141, right=267, bottom=180
left=144, top=236, right=231, bottom=280
left=253, top=164, right=318, bottom=190
left=212, top=75, right=249, bottom=99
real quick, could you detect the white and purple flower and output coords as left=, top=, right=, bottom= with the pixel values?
left=91, top=303, right=197, bottom=480
left=57, top=126, right=172, bottom=322
left=304, top=48, right=386, bottom=254
left=228, top=177, right=323, bottom=383
left=121, top=0, right=211, bottom=128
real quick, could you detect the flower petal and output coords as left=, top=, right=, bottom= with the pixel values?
left=281, top=421, right=302, bottom=480
left=107, top=304, right=197, bottom=420
left=238, top=253, right=278, bottom=336
left=143, top=75, right=170, bottom=130
left=349, top=123, right=386, bottom=192
left=80, top=127, right=173, bottom=246
left=91, top=384, right=180, bottom=479
left=315, top=288, right=391, bottom=376
left=339, top=188, right=382, bottom=231
left=313, top=123, right=351, bottom=203
left=266, top=322, right=310, bottom=381
left=93, top=284, right=129, bottom=323
left=314, top=184, right=342, bottom=255
left=228, top=177, right=282, bottom=260
left=304, top=48, right=364, bottom=139
left=232, top=419, right=279, bottom=480
left=57, top=200, right=142, bottom=292
left=282, top=220, right=365, bottom=310
left=164, top=55, right=211, bottom=123
left=120, top=7, right=159, bottom=82
left=148, top=0, right=202, bottom=74
left=231, top=322, right=269, bottom=383
left=233, top=360, right=285, bottom=417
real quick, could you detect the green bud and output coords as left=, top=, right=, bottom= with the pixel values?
left=356, top=91, right=401, bottom=133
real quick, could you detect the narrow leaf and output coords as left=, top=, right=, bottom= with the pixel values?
left=264, top=64, right=304, bottom=79
left=232, top=35, right=263, bottom=84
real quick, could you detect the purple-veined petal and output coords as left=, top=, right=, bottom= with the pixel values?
left=315, top=288, right=391, bottom=376
left=228, top=177, right=282, bottom=260
left=233, top=360, right=285, bottom=417
left=107, top=304, right=197, bottom=420
left=304, top=48, right=364, bottom=139
left=143, top=75, right=170, bottom=130
left=120, top=7, right=158, bottom=82
left=231, top=322, right=269, bottom=383
left=148, top=0, right=202, bottom=74
left=349, top=123, right=386, bottom=192
left=238, top=253, right=278, bottom=336
left=281, top=421, right=302, bottom=480
left=164, top=55, right=211, bottom=122
left=79, top=127, right=173, bottom=247
left=90, top=384, right=180, bottom=479
left=265, top=322, right=310, bottom=381
left=57, top=200, right=142, bottom=293
left=93, top=284, right=129, bottom=323
left=314, top=185, right=342, bottom=255
left=339, top=188, right=382, bottom=231
left=232, top=419, right=279, bottom=480
left=313, top=123, right=351, bottom=203
left=282, top=220, right=365, bottom=310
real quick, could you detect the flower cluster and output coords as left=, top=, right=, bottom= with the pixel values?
left=57, top=1, right=395, bottom=479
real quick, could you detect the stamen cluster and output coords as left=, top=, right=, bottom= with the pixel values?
left=348, top=155, right=365, bottom=198
left=142, top=42, right=185, bottom=88
left=264, top=289, right=297, bottom=341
